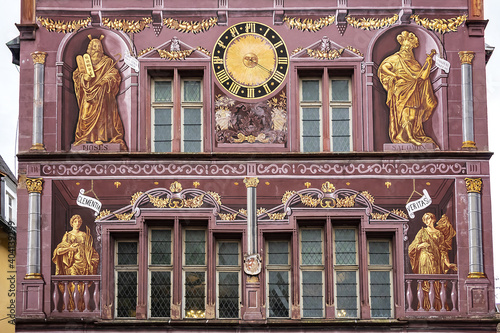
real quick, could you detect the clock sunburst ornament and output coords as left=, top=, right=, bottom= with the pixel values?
left=212, top=22, right=289, bottom=99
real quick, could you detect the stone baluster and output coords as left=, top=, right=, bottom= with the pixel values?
left=428, top=280, right=435, bottom=311
left=62, top=281, right=70, bottom=312
left=451, top=280, right=458, bottom=310
left=73, top=282, right=80, bottom=312
left=417, top=280, right=424, bottom=311
left=93, top=281, right=100, bottom=312
left=406, top=280, right=413, bottom=311
left=83, top=281, right=91, bottom=312
left=440, top=280, right=448, bottom=311
left=52, top=282, right=60, bottom=312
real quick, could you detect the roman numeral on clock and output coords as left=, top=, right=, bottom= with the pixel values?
left=273, top=71, right=285, bottom=82
left=213, top=56, right=224, bottom=64
left=278, top=57, right=288, bottom=64
left=230, top=27, right=239, bottom=37
left=263, top=83, right=271, bottom=94
left=216, top=70, right=230, bottom=83
left=274, top=40, right=284, bottom=48
left=247, top=88, right=255, bottom=98
left=245, top=23, right=256, bottom=33
left=229, top=82, right=241, bottom=94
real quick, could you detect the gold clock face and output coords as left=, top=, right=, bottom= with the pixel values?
left=212, top=22, right=289, bottom=99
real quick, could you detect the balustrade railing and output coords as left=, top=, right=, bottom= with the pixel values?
left=405, top=274, right=458, bottom=314
left=51, top=275, right=100, bottom=317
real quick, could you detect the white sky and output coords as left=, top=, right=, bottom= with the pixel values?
left=0, top=1, right=499, bottom=298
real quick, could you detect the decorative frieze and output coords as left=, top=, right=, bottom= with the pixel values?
left=283, top=15, right=335, bottom=32
left=411, top=14, right=467, bottom=34
left=346, top=14, right=398, bottom=30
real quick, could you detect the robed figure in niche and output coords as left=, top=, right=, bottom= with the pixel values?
left=52, top=214, right=99, bottom=311
left=72, top=35, right=127, bottom=150
left=408, top=213, right=457, bottom=311
left=378, top=31, right=438, bottom=147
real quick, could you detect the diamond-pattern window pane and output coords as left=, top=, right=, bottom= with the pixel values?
left=150, top=271, right=171, bottom=317
left=302, top=108, right=321, bottom=152
left=369, top=241, right=390, bottom=265
left=151, top=230, right=171, bottom=265
left=302, top=271, right=323, bottom=317
left=117, top=242, right=138, bottom=265
left=154, top=108, right=172, bottom=152
left=184, top=81, right=201, bottom=102
left=218, top=272, right=239, bottom=318
left=218, top=242, right=239, bottom=266
left=370, top=271, right=392, bottom=318
left=185, top=230, right=206, bottom=266
left=331, top=80, right=349, bottom=102
left=302, top=80, right=320, bottom=102
left=117, top=271, right=137, bottom=317
left=183, top=108, right=202, bottom=153
left=301, top=230, right=322, bottom=265
left=268, top=241, right=289, bottom=265
left=336, top=271, right=358, bottom=318
left=155, top=81, right=172, bottom=102
left=335, top=229, right=356, bottom=265
left=331, top=108, right=350, bottom=152
left=185, top=271, right=206, bottom=318
left=268, top=271, right=289, bottom=318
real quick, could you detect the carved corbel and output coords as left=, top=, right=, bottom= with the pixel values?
left=152, top=10, right=163, bottom=36
left=273, top=0, right=284, bottom=25
left=336, top=0, right=348, bottom=35
left=217, top=0, right=228, bottom=25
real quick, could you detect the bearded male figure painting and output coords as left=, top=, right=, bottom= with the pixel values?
left=378, top=31, right=438, bottom=147
left=72, top=35, right=127, bottom=150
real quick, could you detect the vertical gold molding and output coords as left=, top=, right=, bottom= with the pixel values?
left=459, top=51, right=475, bottom=65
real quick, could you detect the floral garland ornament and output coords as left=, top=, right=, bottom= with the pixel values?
left=163, top=17, right=218, bottom=34
left=102, top=17, right=153, bottom=33
left=307, top=48, right=344, bottom=60
left=157, top=46, right=211, bottom=60
left=346, top=14, right=398, bottom=30
left=37, top=17, right=91, bottom=33
left=283, top=15, right=335, bottom=32
left=410, top=14, right=467, bottom=34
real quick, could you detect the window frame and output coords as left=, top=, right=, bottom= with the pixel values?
left=151, top=78, right=174, bottom=153
left=299, top=78, right=323, bottom=152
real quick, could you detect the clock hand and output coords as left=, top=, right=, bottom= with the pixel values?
left=246, top=57, right=273, bottom=74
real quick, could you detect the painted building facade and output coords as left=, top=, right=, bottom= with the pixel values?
left=15, top=0, right=497, bottom=331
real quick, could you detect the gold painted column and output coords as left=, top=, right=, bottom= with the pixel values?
left=465, top=178, right=486, bottom=278
left=25, top=178, right=43, bottom=279
left=459, top=51, right=476, bottom=150
left=30, top=52, right=47, bottom=151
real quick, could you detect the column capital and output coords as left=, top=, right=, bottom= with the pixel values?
left=465, top=177, right=482, bottom=194
left=244, top=177, right=259, bottom=188
left=26, top=177, right=44, bottom=194
left=459, top=51, right=475, bottom=65
left=31, top=51, right=47, bottom=65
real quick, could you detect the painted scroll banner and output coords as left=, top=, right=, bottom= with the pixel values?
left=406, top=189, right=432, bottom=219
left=76, top=189, right=102, bottom=216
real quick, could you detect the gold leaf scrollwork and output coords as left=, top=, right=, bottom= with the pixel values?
left=291, top=47, right=304, bottom=55
left=306, top=48, right=344, bottom=60
left=26, top=178, right=44, bottom=194
left=465, top=178, right=482, bottom=194
left=371, top=212, right=390, bottom=220
left=360, top=191, right=375, bottom=204
left=138, top=47, right=155, bottom=57
left=281, top=190, right=296, bottom=204
left=218, top=213, right=238, bottom=221
left=169, top=198, right=184, bottom=209
left=267, top=212, right=287, bottom=220
left=336, top=194, right=357, bottom=208
left=391, top=209, right=409, bottom=219
left=115, top=212, right=135, bottom=221
left=184, top=194, right=205, bottom=208
left=299, top=194, right=320, bottom=208
left=157, top=49, right=195, bottom=60
left=196, top=46, right=212, bottom=57
left=244, top=177, right=260, bottom=188
left=233, top=133, right=270, bottom=143
left=163, top=17, right=218, bottom=34
left=37, top=16, right=92, bottom=33
left=321, top=181, right=335, bottom=193
left=170, top=181, right=182, bottom=193
left=459, top=51, right=475, bottom=65
left=238, top=208, right=247, bottom=216
left=410, top=14, right=467, bottom=34
left=346, top=14, right=399, bottom=30
left=283, top=15, right=335, bottom=32
left=102, top=17, right=153, bottom=33
left=148, top=194, right=170, bottom=208
left=257, top=207, right=268, bottom=215
left=207, top=191, right=222, bottom=205
left=95, top=209, right=111, bottom=221
left=130, top=192, right=144, bottom=206
left=320, top=198, right=336, bottom=208
left=345, top=46, right=364, bottom=57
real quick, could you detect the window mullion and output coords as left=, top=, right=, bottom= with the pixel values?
left=322, top=69, right=330, bottom=151
left=172, top=68, right=181, bottom=152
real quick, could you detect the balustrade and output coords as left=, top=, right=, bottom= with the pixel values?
left=51, top=275, right=100, bottom=317
left=405, top=274, right=458, bottom=314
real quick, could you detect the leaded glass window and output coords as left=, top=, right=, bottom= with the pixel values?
left=149, top=229, right=172, bottom=318
left=300, top=79, right=322, bottom=152
left=183, top=229, right=207, bottom=319
left=152, top=80, right=173, bottom=152
left=267, top=240, right=290, bottom=318
left=368, top=240, right=393, bottom=318
left=330, top=79, right=352, bottom=152
left=181, top=80, right=203, bottom=153
left=300, top=229, right=324, bottom=318
left=217, top=241, right=240, bottom=319
left=334, top=228, right=358, bottom=318
left=115, top=241, right=138, bottom=318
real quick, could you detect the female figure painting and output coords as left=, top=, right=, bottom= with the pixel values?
left=408, top=213, right=457, bottom=310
